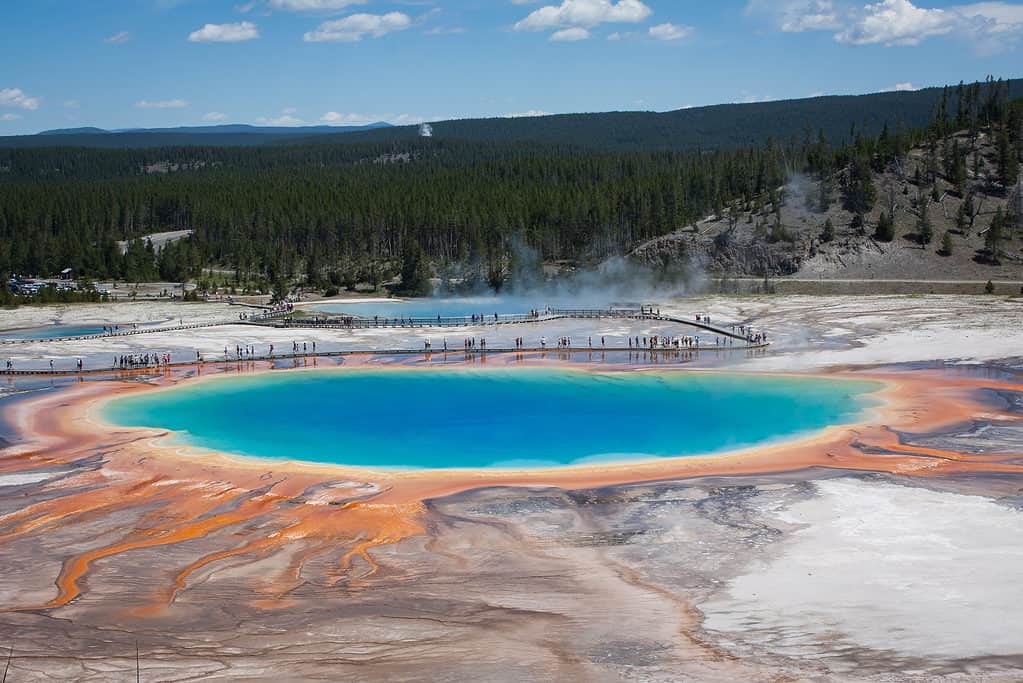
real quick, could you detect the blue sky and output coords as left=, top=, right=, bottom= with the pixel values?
left=1, top=0, right=1021, bottom=134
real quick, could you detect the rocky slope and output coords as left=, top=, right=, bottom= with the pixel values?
left=630, top=130, right=1023, bottom=284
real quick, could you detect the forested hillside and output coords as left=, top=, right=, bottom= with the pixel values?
left=0, top=78, right=1020, bottom=298
left=0, top=143, right=792, bottom=287
left=2, top=78, right=1020, bottom=152
left=303, top=78, right=1023, bottom=152
left=0, top=123, right=392, bottom=150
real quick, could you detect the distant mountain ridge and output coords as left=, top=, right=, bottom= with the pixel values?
left=40, top=122, right=393, bottom=136
left=37, top=127, right=111, bottom=136
left=5, top=79, right=1022, bottom=151
left=21, top=122, right=394, bottom=148
left=300, top=80, right=1023, bottom=152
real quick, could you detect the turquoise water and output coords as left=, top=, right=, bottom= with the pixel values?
left=311, top=296, right=605, bottom=319
left=102, top=369, right=879, bottom=470
left=1, top=321, right=163, bottom=340
left=2, top=324, right=108, bottom=340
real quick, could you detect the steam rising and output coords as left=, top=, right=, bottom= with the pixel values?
left=419, top=123, right=434, bottom=138
left=442, top=236, right=707, bottom=308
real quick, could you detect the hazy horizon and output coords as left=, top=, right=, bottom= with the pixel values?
left=3, top=0, right=1023, bottom=135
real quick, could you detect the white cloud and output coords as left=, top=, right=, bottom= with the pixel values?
left=135, top=99, right=189, bottom=109
left=63, top=100, right=80, bottom=108
left=269, top=0, right=367, bottom=10
left=188, top=21, right=259, bottom=43
left=958, top=1, right=1023, bottom=33
left=551, top=27, right=591, bottom=40
left=425, top=26, right=467, bottom=35
left=235, top=2, right=256, bottom=12
left=0, top=88, right=41, bottom=110
left=304, top=12, right=412, bottom=42
left=1, top=113, right=21, bottom=121
left=835, top=0, right=953, bottom=45
left=740, top=91, right=776, bottom=103
left=750, top=0, right=842, bottom=32
left=320, top=111, right=425, bottom=125
left=202, top=111, right=228, bottom=121
left=321, top=111, right=363, bottom=124
left=514, top=0, right=652, bottom=33
left=882, top=82, right=918, bottom=91
left=752, top=0, right=1023, bottom=49
left=504, top=110, right=552, bottom=117
left=105, top=31, right=131, bottom=44
left=257, top=114, right=306, bottom=126
left=649, top=22, right=694, bottom=40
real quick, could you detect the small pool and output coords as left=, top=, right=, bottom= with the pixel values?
left=1, top=321, right=165, bottom=341
left=1, top=324, right=110, bottom=341
left=103, top=369, right=880, bottom=470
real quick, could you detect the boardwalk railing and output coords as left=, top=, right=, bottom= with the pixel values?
left=272, top=312, right=557, bottom=329
left=267, top=307, right=757, bottom=343
left=0, top=344, right=770, bottom=377
left=0, top=320, right=236, bottom=346
left=1, top=305, right=766, bottom=351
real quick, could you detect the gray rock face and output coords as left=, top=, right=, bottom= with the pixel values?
left=629, top=228, right=814, bottom=277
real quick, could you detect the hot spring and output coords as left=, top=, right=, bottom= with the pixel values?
left=1, top=321, right=164, bottom=341
left=102, top=369, right=880, bottom=470
left=308, top=296, right=611, bottom=320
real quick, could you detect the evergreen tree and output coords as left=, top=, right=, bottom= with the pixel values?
left=997, top=126, right=1019, bottom=188
left=940, top=231, right=954, bottom=256
left=947, top=139, right=967, bottom=193
left=842, top=155, right=876, bottom=215
left=874, top=211, right=895, bottom=242
left=918, top=202, right=933, bottom=246
left=985, top=207, right=1005, bottom=263
left=821, top=217, right=835, bottom=242
left=398, top=240, right=433, bottom=296
left=955, top=199, right=970, bottom=232
left=851, top=212, right=865, bottom=235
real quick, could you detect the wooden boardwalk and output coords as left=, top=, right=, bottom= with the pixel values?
left=0, top=344, right=769, bottom=377
left=1, top=307, right=768, bottom=376
left=262, top=308, right=758, bottom=343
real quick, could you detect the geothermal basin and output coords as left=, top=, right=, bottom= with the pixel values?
left=101, top=368, right=879, bottom=469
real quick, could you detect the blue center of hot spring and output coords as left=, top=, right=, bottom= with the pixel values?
left=103, top=369, right=878, bottom=469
